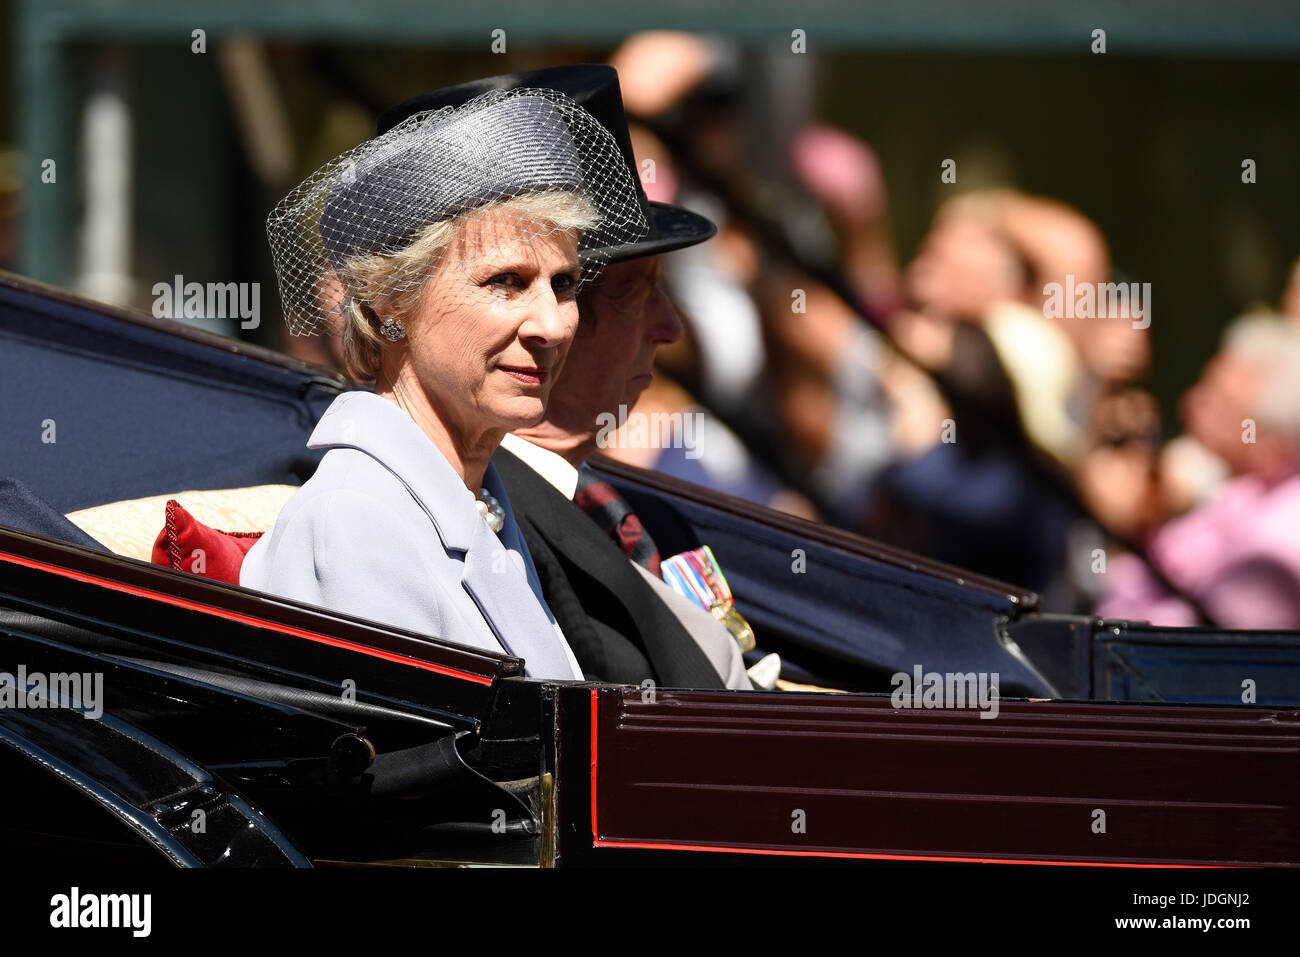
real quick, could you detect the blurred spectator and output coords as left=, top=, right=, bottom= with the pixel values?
left=862, top=190, right=1137, bottom=593
left=1097, top=313, right=1300, bottom=628
left=895, top=189, right=1141, bottom=471
left=790, top=123, right=903, bottom=319
left=600, top=371, right=819, bottom=520
left=614, top=35, right=770, bottom=421
left=610, top=31, right=720, bottom=120
left=1075, top=387, right=1163, bottom=540
left=904, top=190, right=1033, bottom=320
left=997, top=192, right=1125, bottom=465
left=766, top=125, right=908, bottom=513
left=612, top=31, right=899, bottom=520
left=890, top=189, right=1057, bottom=456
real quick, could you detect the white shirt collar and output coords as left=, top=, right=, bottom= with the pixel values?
left=500, top=432, right=581, bottom=500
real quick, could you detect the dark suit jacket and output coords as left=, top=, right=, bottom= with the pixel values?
left=493, top=448, right=726, bottom=689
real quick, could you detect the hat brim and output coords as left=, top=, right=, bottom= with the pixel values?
left=588, top=201, right=717, bottom=263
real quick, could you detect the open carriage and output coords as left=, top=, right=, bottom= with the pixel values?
left=1, top=272, right=1296, bottom=867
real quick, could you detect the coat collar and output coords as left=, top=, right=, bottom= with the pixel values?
left=307, top=390, right=481, bottom=552
left=308, top=391, right=580, bottom=678
left=498, top=432, right=580, bottom=500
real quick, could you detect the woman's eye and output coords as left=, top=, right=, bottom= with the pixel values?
left=552, top=274, right=579, bottom=297
left=486, top=273, right=523, bottom=290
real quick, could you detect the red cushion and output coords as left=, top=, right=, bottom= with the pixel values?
left=151, top=499, right=263, bottom=584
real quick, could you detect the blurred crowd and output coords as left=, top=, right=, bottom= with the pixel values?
left=280, top=33, right=1300, bottom=628
left=573, top=32, right=1300, bottom=629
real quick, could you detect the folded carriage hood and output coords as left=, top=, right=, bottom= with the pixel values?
left=0, top=272, right=344, bottom=514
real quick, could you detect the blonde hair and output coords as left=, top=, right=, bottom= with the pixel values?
left=335, top=189, right=599, bottom=383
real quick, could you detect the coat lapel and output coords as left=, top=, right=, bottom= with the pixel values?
left=308, top=391, right=478, bottom=551
left=459, top=464, right=577, bottom=678
left=494, top=447, right=725, bottom=688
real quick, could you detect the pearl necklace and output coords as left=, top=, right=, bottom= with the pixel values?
left=475, top=488, right=505, bottom=533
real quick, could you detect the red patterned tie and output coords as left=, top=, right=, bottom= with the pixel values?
left=574, top=467, right=662, bottom=578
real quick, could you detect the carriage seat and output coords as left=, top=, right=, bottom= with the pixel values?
left=62, top=485, right=297, bottom=584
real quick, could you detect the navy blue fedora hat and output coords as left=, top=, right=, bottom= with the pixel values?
left=377, top=64, right=717, bottom=262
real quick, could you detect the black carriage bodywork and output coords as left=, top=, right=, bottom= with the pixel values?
left=1, top=272, right=1297, bottom=867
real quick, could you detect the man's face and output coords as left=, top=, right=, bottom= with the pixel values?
left=541, top=256, right=684, bottom=435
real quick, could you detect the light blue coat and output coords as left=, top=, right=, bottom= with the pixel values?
left=239, top=390, right=584, bottom=679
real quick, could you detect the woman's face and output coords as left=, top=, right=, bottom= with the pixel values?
left=401, top=204, right=583, bottom=440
